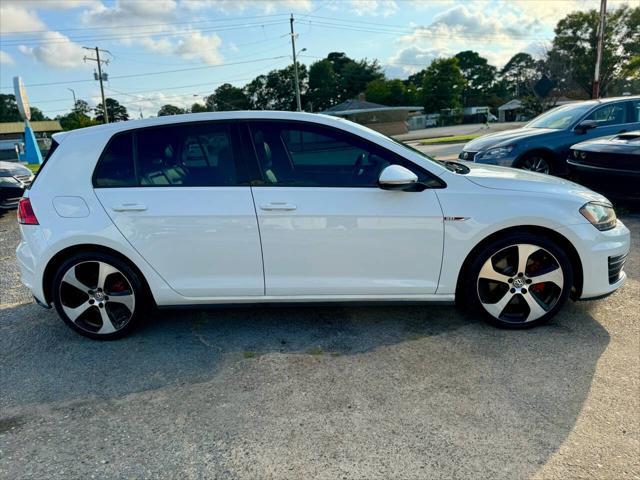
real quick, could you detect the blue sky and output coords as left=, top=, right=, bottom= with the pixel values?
left=0, top=0, right=632, bottom=118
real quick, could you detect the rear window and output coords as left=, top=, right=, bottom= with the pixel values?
left=94, top=133, right=136, bottom=187
left=93, top=122, right=241, bottom=187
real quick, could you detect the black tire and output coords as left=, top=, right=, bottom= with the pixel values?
left=462, top=233, right=573, bottom=329
left=52, top=252, right=146, bottom=340
left=517, top=152, right=554, bottom=175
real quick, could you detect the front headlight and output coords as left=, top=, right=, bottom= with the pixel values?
left=480, top=145, right=515, bottom=159
left=0, top=176, right=21, bottom=187
left=580, top=202, right=617, bottom=231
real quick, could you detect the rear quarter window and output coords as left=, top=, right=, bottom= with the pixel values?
left=94, top=133, right=136, bottom=187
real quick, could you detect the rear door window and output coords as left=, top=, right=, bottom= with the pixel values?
left=136, top=123, right=238, bottom=187
left=94, top=122, right=243, bottom=188
left=584, top=103, right=627, bottom=126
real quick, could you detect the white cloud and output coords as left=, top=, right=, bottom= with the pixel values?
left=0, top=3, right=46, bottom=33
left=80, top=0, right=178, bottom=27
left=19, top=31, right=85, bottom=69
left=386, top=3, right=550, bottom=75
left=175, top=32, right=224, bottom=65
left=180, top=0, right=313, bottom=14
left=349, top=0, right=398, bottom=17
left=0, top=50, right=15, bottom=65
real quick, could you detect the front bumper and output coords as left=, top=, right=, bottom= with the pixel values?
left=560, top=220, right=630, bottom=300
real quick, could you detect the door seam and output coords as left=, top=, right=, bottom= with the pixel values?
left=248, top=185, right=267, bottom=295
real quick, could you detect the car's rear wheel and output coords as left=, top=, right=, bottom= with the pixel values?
left=52, top=252, right=145, bottom=339
left=464, top=233, right=573, bottom=328
left=518, top=152, right=553, bottom=175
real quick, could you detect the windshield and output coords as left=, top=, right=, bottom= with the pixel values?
left=525, top=103, right=594, bottom=129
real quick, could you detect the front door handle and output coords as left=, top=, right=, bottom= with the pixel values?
left=259, top=202, right=297, bottom=211
left=112, top=203, right=147, bottom=212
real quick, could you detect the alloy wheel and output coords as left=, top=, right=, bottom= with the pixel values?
left=59, top=261, right=135, bottom=335
left=520, top=156, right=550, bottom=174
left=476, top=243, right=564, bottom=324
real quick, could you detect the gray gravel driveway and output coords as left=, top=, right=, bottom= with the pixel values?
left=1, top=209, right=638, bottom=479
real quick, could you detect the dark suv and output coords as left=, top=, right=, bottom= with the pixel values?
left=459, top=96, right=640, bottom=175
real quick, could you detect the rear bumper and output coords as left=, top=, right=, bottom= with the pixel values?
left=16, top=229, right=47, bottom=305
left=560, top=220, right=630, bottom=300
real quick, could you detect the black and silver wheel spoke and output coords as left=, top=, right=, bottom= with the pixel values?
left=477, top=243, right=563, bottom=324
left=60, top=261, right=135, bottom=335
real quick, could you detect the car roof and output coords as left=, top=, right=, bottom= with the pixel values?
left=52, top=111, right=348, bottom=143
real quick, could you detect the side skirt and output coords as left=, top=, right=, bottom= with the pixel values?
left=156, top=294, right=456, bottom=310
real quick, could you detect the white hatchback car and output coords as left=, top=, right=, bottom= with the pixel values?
left=17, top=112, right=629, bottom=339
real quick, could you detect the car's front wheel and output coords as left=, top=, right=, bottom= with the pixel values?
left=464, top=233, right=573, bottom=328
left=518, top=152, right=553, bottom=175
left=52, top=252, right=145, bottom=339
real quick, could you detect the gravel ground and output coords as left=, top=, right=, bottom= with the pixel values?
left=0, top=209, right=638, bottom=480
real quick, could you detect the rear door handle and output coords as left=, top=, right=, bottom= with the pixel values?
left=112, top=203, right=147, bottom=212
left=259, top=202, right=297, bottom=211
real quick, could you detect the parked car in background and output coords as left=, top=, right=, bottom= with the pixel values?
left=0, top=161, right=34, bottom=210
left=17, top=111, right=629, bottom=339
left=568, top=131, right=640, bottom=199
left=459, top=96, right=640, bottom=175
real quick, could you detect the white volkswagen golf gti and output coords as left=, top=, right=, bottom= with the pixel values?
left=16, top=112, right=629, bottom=339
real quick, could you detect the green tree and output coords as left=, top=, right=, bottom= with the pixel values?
left=158, top=104, right=187, bottom=116
left=244, top=64, right=308, bottom=111
left=323, top=52, right=383, bottom=103
left=57, top=99, right=97, bottom=131
left=206, top=83, right=250, bottom=111
left=245, top=75, right=269, bottom=110
left=307, top=59, right=339, bottom=111
left=191, top=103, right=209, bottom=113
left=0, top=94, right=49, bottom=121
left=454, top=50, right=497, bottom=106
left=387, top=79, right=407, bottom=106
left=94, top=98, right=129, bottom=123
left=72, top=99, right=92, bottom=116
left=29, top=107, right=47, bottom=121
left=364, top=78, right=391, bottom=104
left=500, top=52, right=537, bottom=98
left=545, top=5, right=639, bottom=97
left=0, top=94, right=20, bottom=122
left=421, top=57, right=466, bottom=113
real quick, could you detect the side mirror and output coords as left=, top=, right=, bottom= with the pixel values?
left=378, top=165, right=418, bottom=191
left=576, top=120, right=598, bottom=133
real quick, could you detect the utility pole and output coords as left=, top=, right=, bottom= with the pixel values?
left=592, top=0, right=607, bottom=99
left=290, top=14, right=302, bottom=112
left=83, top=46, right=110, bottom=123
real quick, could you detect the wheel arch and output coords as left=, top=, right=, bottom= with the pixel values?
left=515, top=148, right=558, bottom=167
left=455, top=225, right=584, bottom=302
left=42, top=244, right=155, bottom=306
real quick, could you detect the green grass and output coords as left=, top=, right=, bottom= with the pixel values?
left=418, top=134, right=481, bottom=145
left=242, top=351, right=256, bottom=359
left=26, top=164, right=40, bottom=173
left=306, top=346, right=324, bottom=355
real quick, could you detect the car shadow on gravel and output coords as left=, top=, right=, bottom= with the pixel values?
left=1, top=301, right=608, bottom=413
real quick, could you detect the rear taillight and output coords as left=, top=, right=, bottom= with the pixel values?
left=17, top=198, right=39, bottom=225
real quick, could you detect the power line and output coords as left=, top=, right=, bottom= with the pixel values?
left=0, top=56, right=289, bottom=90
left=0, top=20, right=289, bottom=47
left=0, top=13, right=288, bottom=36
